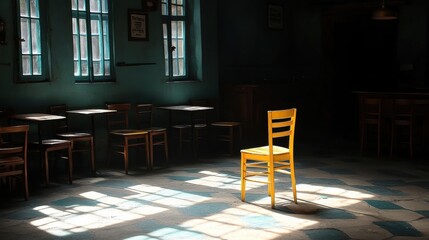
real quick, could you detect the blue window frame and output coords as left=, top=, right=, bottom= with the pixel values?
left=71, top=0, right=114, bottom=83
left=16, top=0, right=50, bottom=82
left=162, top=0, right=187, bottom=80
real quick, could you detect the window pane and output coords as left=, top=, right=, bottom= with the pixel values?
left=93, top=61, right=101, bottom=75
left=91, top=18, right=100, bottom=35
left=78, top=0, right=86, bottom=11
left=73, top=35, right=79, bottom=60
left=101, top=0, right=108, bottom=13
left=80, top=36, right=87, bottom=59
left=20, top=19, right=30, bottom=54
left=92, top=36, right=100, bottom=60
left=20, top=0, right=29, bottom=17
left=72, top=18, right=78, bottom=34
left=31, top=19, right=41, bottom=54
left=30, top=0, right=39, bottom=18
left=22, top=55, right=31, bottom=75
left=32, top=55, right=42, bottom=75
left=74, top=61, right=79, bottom=75
left=81, top=60, right=88, bottom=76
left=71, top=0, right=77, bottom=10
left=79, top=19, right=87, bottom=34
left=103, top=35, right=110, bottom=59
left=104, top=60, right=110, bottom=75
left=90, top=0, right=100, bottom=13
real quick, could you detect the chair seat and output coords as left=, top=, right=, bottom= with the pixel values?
left=211, top=121, right=240, bottom=127
left=141, top=127, right=167, bottom=133
left=241, top=145, right=290, bottom=156
left=57, top=132, right=92, bottom=138
left=172, top=124, right=191, bottom=129
left=110, top=129, right=148, bottom=136
left=32, top=139, right=71, bottom=146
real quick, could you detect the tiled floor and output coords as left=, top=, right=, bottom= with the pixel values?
left=0, top=144, right=428, bottom=240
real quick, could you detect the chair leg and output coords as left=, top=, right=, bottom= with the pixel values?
left=228, top=127, right=234, bottom=156
left=268, top=163, right=275, bottom=209
left=240, top=153, right=246, bottom=202
left=410, top=126, right=413, bottom=159
left=44, top=151, right=50, bottom=186
left=67, top=145, right=73, bottom=184
left=124, top=139, right=129, bottom=175
left=377, top=123, right=381, bottom=159
left=90, top=138, right=95, bottom=176
left=290, top=159, right=298, bottom=204
left=146, top=135, right=151, bottom=170
left=24, top=164, right=29, bottom=201
left=149, top=134, right=154, bottom=170
left=390, top=123, right=395, bottom=158
left=164, top=132, right=169, bottom=164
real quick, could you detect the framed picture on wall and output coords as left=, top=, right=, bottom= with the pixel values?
left=142, top=0, right=159, bottom=12
left=128, top=9, right=148, bottom=41
left=268, top=4, right=283, bottom=29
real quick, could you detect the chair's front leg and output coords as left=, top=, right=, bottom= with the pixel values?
left=241, top=153, right=246, bottom=202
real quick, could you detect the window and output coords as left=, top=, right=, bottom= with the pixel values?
left=162, top=0, right=187, bottom=80
left=71, top=0, right=113, bottom=83
left=16, top=0, right=49, bottom=82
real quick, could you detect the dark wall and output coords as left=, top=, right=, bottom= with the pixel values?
left=217, top=0, right=429, bottom=145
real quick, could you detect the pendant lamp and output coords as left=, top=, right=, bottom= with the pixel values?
left=372, top=0, right=398, bottom=20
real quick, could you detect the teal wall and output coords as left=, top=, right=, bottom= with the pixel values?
left=0, top=0, right=218, bottom=113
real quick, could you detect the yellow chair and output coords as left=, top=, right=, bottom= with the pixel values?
left=49, top=104, right=95, bottom=175
left=0, top=125, right=29, bottom=200
left=241, top=108, right=297, bottom=209
left=135, top=103, right=169, bottom=166
left=106, top=103, right=150, bottom=173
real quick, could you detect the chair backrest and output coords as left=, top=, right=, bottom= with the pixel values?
left=135, top=103, right=153, bottom=129
left=0, top=125, right=29, bottom=158
left=392, top=98, right=413, bottom=120
left=106, top=103, right=131, bottom=130
left=267, top=108, right=297, bottom=153
left=49, top=104, right=69, bottom=133
left=361, top=97, right=381, bottom=121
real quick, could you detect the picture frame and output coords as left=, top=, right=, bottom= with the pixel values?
left=142, top=0, right=159, bottom=12
left=268, top=4, right=283, bottom=29
left=128, top=9, right=148, bottom=41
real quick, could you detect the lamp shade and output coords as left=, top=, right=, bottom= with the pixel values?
left=372, top=8, right=398, bottom=20
left=372, top=0, right=397, bottom=20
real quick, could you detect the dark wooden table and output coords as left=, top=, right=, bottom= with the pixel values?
left=158, top=105, right=214, bottom=159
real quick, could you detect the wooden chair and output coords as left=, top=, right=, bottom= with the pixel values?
left=135, top=103, right=169, bottom=166
left=210, top=121, right=241, bottom=157
left=390, top=98, right=413, bottom=159
left=412, top=99, right=429, bottom=153
left=37, top=138, right=73, bottom=185
left=360, top=97, right=382, bottom=158
left=106, top=103, right=150, bottom=173
left=170, top=100, right=208, bottom=156
left=241, top=108, right=298, bottom=209
left=0, top=125, right=29, bottom=200
left=49, top=104, right=95, bottom=175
